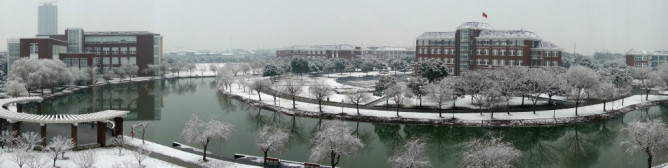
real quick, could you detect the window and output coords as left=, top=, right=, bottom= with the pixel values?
left=553, top=61, right=558, bottom=66
left=545, top=61, right=550, bottom=66
left=518, top=60, right=523, bottom=66
left=450, top=49, right=455, bottom=55
left=72, top=58, right=79, bottom=67
left=129, top=47, right=137, bottom=54
left=80, top=58, right=87, bottom=67
left=476, top=59, right=482, bottom=64
left=510, top=50, right=515, bottom=56
left=30, top=43, right=39, bottom=54
left=500, top=60, right=505, bottom=66
left=509, top=60, right=515, bottom=66
left=120, top=57, right=128, bottom=64
left=500, top=50, right=506, bottom=56
left=436, top=49, right=441, bottom=54
left=484, top=49, right=489, bottom=55
left=112, top=47, right=119, bottom=55
left=493, top=49, right=498, bottom=56
left=95, top=47, right=101, bottom=54
left=518, top=50, right=523, bottom=56
left=492, top=59, right=498, bottom=65
left=63, top=58, right=71, bottom=66
left=476, top=49, right=481, bottom=55
left=518, top=40, right=524, bottom=46
left=444, top=49, right=449, bottom=55
left=103, top=47, right=110, bottom=55
left=112, top=57, right=119, bottom=65
left=484, top=59, right=489, bottom=65
left=103, top=57, right=110, bottom=64
left=121, top=47, right=128, bottom=55
left=85, top=47, right=93, bottom=53
left=545, top=51, right=550, bottom=57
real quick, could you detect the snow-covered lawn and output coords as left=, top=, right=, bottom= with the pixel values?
left=226, top=83, right=668, bottom=121
left=125, top=136, right=257, bottom=168
left=0, top=147, right=179, bottom=168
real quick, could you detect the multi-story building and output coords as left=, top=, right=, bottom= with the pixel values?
left=16, top=28, right=163, bottom=75
left=7, top=39, right=21, bottom=69
left=38, top=2, right=58, bottom=35
left=276, top=44, right=362, bottom=59
left=276, top=44, right=414, bottom=60
left=415, top=22, right=562, bottom=75
left=625, top=49, right=668, bottom=69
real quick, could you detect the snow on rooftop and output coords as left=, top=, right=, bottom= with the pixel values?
left=457, top=22, right=494, bottom=30
left=85, top=31, right=156, bottom=35
left=284, top=44, right=357, bottom=50
left=652, top=50, right=668, bottom=55
left=478, top=30, right=541, bottom=40
left=626, top=48, right=648, bottom=55
left=417, top=32, right=456, bottom=39
left=367, top=46, right=409, bottom=51
left=536, top=41, right=560, bottom=49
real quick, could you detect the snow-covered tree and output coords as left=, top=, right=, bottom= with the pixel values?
left=250, top=79, right=271, bottom=101
left=5, top=80, right=29, bottom=97
left=657, top=63, right=668, bottom=88
left=593, top=81, right=616, bottom=111
left=132, top=121, right=153, bottom=144
left=345, top=90, right=374, bottom=115
left=85, top=67, right=98, bottom=84
left=12, top=147, right=30, bottom=168
left=418, top=59, right=449, bottom=82
left=565, top=66, right=599, bottom=116
left=73, top=149, right=96, bottom=168
left=263, top=64, right=281, bottom=81
left=479, top=85, right=503, bottom=118
left=310, top=120, right=363, bottom=168
left=290, top=57, right=310, bottom=76
left=70, top=67, right=88, bottom=86
left=111, top=135, right=125, bottom=155
left=256, top=126, right=290, bottom=167
left=0, top=130, right=16, bottom=151
left=523, top=69, right=550, bottom=114
left=182, top=113, right=233, bottom=162
left=544, top=72, right=569, bottom=105
left=46, top=135, right=75, bottom=167
left=426, top=80, right=453, bottom=118
left=282, top=77, right=303, bottom=109
left=621, top=119, right=668, bottom=168
left=251, top=60, right=266, bottom=75
left=133, top=146, right=152, bottom=167
left=25, top=154, right=49, bottom=168
left=461, top=71, right=493, bottom=106
left=374, top=75, right=397, bottom=105
left=462, top=136, right=522, bottom=168
left=102, top=69, right=115, bottom=83
left=309, top=80, right=333, bottom=112
left=158, top=62, right=170, bottom=77
left=185, top=63, right=197, bottom=77
left=216, top=68, right=233, bottom=92
left=208, top=64, right=219, bottom=76
left=388, top=85, right=412, bottom=117
left=388, top=138, right=431, bottom=168
left=16, top=132, right=43, bottom=151
left=407, top=77, right=428, bottom=106
left=119, top=64, right=139, bottom=81
left=241, top=63, right=252, bottom=75
left=643, top=72, right=664, bottom=100
left=632, top=67, right=654, bottom=100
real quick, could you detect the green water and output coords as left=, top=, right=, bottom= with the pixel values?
left=35, top=78, right=668, bottom=168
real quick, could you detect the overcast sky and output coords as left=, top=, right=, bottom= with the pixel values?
left=1, top=0, right=667, bottom=55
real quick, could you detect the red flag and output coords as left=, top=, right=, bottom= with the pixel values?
left=483, top=12, right=488, bottom=18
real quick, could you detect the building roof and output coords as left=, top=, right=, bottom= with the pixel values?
left=626, top=49, right=648, bottom=55
left=417, top=32, right=456, bottom=39
left=283, top=44, right=357, bottom=50
left=477, top=30, right=541, bottom=40
left=20, top=37, right=67, bottom=43
left=535, top=41, right=560, bottom=49
left=0, top=97, right=129, bottom=124
left=85, top=31, right=157, bottom=35
left=457, top=22, right=494, bottom=30
left=652, top=51, right=668, bottom=55
left=366, top=46, right=411, bottom=51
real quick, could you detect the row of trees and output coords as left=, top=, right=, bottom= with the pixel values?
left=262, top=56, right=415, bottom=79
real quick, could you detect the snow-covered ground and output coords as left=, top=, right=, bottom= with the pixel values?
left=125, top=136, right=257, bottom=168
left=225, top=83, right=668, bottom=122
left=271, top=75, right=381, bottom=104
left=0, top=147, right=179, bottom=168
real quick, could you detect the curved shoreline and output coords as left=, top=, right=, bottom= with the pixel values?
left=220, top=89, right=668, bottom=127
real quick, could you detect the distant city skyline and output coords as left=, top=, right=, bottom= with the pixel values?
left=1, top=0, right=667, bottom=55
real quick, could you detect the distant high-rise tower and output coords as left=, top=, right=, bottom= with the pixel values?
left=38, top=2, right=58, bottom=35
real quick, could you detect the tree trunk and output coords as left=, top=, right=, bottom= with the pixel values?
left=647, top=147, right=652, bottom=168
left=506, top=100, right=510, bottom=115
left=356, top=104, right=360, bottom=115
left=419, top=96, right=422, bottom=107
left=396, top=106, right=400, bottom=117
left=439, top=104, right=443, bottom=118
left=203, top=140, right=209, bottom=162
left=292, top=98, right=296, bottom=109
left=646, top=90, right=650, bottom=100
left=263, top=151, right=268, bottom=168
left=548, top=95, right=553, bottom=105
left=603, top=102, right=606, bottom=112
left=521, top=95, right=525, bottom=106
left=318, top=100, right=322, bottom=112
left=257, top=91, right=262, bottom=101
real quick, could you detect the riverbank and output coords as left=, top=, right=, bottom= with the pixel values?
left=220, top=85, right=668, bottom=127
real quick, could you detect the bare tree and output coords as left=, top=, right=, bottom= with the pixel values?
left=132, top=121, right=153, bottom=144
left=5, top=80, right=29, bottom=97
left=186, top=63, right=197, bottom=77
left=46, top=135, right=75, bottom=167
left=622, top=119, right=668, bottom=168
left=426, top=80, right=453, bottom=118
left=565, top=66, right=599, bottom=116
left=26, top=154, right=49, bottom=168
left=462, top=136, right=522, bottom=168
left=250, top=79, right=271, bottom=101
left=345, top=90, right=373, bottom=115
left=282, top=76, right=303, bottom=109
left=12, top=149, right=30, bottom=168
left=73, top=149, right=96, bottom=168
left=388, top=138, right=431, bottom=168
left=241, top=63, right=252, bottom=75
left=0, top=130, right=16, bottom=151
left=309, top=80, right=333, bottom=112
left=16, top=132, right=43, bottom=151
left=310, top=120, right=363, bottom=168
left=182, top=113, right=233, bottom=162
left=230, top=64, right=241, bottom=77
left=133, top=146, right=152, bottom=167
left=388, top=85, right=412, bottom=117
left=209, top=64, right=219, bottom=76
left=111, top=135, right=125, bottom=155
left=256, top=126, right=290, bottom=167
left=216, top=69, right=233, bottom=92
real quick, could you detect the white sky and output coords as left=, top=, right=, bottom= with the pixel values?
left=1, top=0, right=667, bottom=55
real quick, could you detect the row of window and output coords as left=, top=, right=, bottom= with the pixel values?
left=417, top=57, right=455, bottom=64
left=476, top=49, right=525, bottom=56
left=100, top=57, right=137, bottom=65
left=85, top=47, right=137, bottom=55
left=63, top=58, right=88, bottom=67
left=634, top=62, right=648, bottom=67
left=475, top=59, right=525, bottom=66
left=634, top=56, right=648, bottom=61
left=417, top=39, right=526, bottom=47
left=30, top=43, right=39, bottom=54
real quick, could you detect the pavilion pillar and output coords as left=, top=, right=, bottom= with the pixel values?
left=97, top=121, right=106, bottom=147
left=37, top=104, right=42, bottom=115
left=72, top=123, right=78, bottom=147
left=113, top=117, right=123, bottom=137
left=16, top=104, right=22, bottom=112
left=40, top=123, right=46, bottom=147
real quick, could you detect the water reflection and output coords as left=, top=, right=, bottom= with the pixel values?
left=36, top=78, right=668, bottom=168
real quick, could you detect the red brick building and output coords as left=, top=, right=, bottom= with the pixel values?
left=416, top=22, right=562, bottom=75
left=625, top=49, right=668, bottom=69
left=276, top=44, right=362, bottom=59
